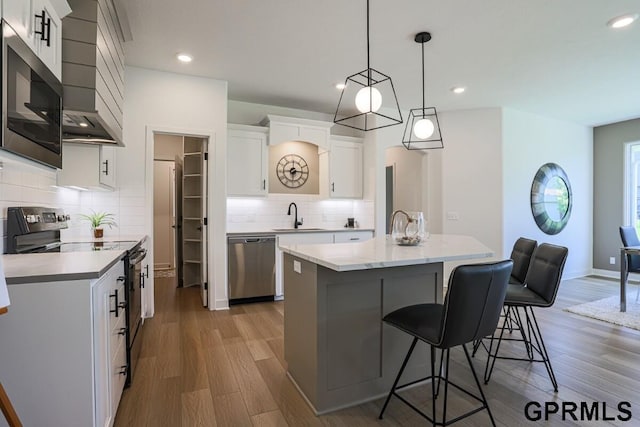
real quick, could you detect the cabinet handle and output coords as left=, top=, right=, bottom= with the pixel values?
left=102, top=160, right=109, bottom=176
left=119, top=365, right=128, bottom=376
left=117, top=276, right=126, bottom=282
left=34, top=10, right=51, bottom=47
left=144, top=265, right=149, bottom=279
left=140, top=271, right=145, bottom=288
left=350, top=237, right=359, bottom=241
left=118, top=301, right=127, bottom=311
left=262, top=179, right=266, bottom=190
left=331, top=182, right=335, bottom=192
left=109, top=289, right=120, bottom=317
left=118, top=327, right=127, bottom=336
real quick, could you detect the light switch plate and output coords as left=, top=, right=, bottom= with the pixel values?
left=610, top=257, right=616, bottom=265
left=293, top=260, right=301, bottom=274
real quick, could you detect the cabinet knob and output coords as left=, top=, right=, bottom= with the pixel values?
left=117, top=276, right=126, bottom=282
left=119, top=365, right=128, bottom=376
left=118, top=327, right=127, bottom=336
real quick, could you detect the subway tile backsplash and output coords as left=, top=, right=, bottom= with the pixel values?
left=227, top=194, right=374, bottom=232
left=0, top=156, right=143, bottom=253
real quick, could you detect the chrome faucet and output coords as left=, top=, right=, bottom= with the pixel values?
left=287, top=202, right=303, bottom=229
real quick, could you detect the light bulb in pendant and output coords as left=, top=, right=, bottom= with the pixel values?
left=413, top=118, right=435, bottom=139
left=355, top=86, right=382, bottom=113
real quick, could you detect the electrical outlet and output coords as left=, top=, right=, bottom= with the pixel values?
left=609, top=257, right=616, bottom=265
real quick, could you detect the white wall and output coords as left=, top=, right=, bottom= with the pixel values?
left=123, top=66, right=228, bottom=311
left=439, top=109, right=504, bottom=258
left=502, top=108, right=592, bottom=279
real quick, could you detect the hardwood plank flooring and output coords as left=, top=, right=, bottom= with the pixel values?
left=115, top=276, right=640, bottom=426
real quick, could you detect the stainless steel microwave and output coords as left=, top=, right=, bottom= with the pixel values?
left=2, top=20, right=63, bottom=168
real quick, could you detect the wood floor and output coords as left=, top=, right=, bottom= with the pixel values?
left=114, top=275, right=640, bottom=426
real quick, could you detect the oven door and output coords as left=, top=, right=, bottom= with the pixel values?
left=2, top=21, right=63, bottom=168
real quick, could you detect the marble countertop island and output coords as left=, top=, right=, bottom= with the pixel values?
left=279, top=234, right=494, bottom=272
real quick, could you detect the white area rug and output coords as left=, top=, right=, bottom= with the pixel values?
left=564, top=294, right=640, bottom=331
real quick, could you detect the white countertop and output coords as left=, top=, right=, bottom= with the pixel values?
left=3, top=250, right=127, bottom=284
left=279, top=234, right=494, bottom=272
left=2, top=236, right=147, bottom=284
left=226, top=225, right=374, bottom=235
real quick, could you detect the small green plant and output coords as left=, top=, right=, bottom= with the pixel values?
left=78, top=211, right=117, bottom=230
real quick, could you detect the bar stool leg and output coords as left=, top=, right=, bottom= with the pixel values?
left=379, top=337, right=418, bottom=419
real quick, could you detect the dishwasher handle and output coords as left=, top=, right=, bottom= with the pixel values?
left=228, top=236, right=275, bottom=244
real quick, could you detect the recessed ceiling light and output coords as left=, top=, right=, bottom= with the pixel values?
left=451, top=86, right=466, bottom=94
left=177, top=53, right=193, bottom=63
left=335, top=83, right=346, bottom=90
left=607, top=13, right=638, bottom=29
left=79, top=122, right=88, bottom=127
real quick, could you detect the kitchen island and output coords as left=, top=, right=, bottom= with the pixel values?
left=279, top=234, right=494, bottom=414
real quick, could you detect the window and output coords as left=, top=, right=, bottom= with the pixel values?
left=624, top=142, right=640, bottom=234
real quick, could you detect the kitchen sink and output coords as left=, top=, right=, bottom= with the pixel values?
left=272, top=228, right=325, bottom=231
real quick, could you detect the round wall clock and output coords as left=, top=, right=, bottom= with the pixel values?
left=276, top=154, right=309, bottom=188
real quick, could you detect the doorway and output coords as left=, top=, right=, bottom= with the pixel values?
left=153, top=133, right=209, bottom=307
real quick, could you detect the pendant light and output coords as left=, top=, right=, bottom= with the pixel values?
left=334, top=0, right=402, bottom=131
left=402, top=32, right=443, bottom=150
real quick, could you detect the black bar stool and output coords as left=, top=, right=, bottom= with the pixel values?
left=378, top=260, right=513, bottom=426
left=483, top=243, right=568, bottom=392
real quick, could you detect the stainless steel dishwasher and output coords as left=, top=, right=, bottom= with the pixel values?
left=227, top=235, right=276, bottom=304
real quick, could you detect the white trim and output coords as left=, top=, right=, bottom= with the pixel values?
left=145, top=125, right=222, bottom=312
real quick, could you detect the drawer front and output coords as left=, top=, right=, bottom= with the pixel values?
left=334, top=231, right=374, bottom=243
left=108, top=282, right=126, bottom=333
left=110, top=338, right=127, bottom=416
left=109, top=312, right=127, bottom=363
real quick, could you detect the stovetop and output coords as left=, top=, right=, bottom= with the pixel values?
left=28, top=241, right=137, bottom=253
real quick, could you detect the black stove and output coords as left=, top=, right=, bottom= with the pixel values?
left=28, top=241, right=137, bottom=254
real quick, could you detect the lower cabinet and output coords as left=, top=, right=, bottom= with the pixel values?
left=93, top=260, right=127, bottom=427
left=0, top=259, right=126, bottom=427
left=274, top=230, right=374, bottom=298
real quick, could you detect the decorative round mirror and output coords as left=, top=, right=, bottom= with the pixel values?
left=530, top=163, right=572, bottom=235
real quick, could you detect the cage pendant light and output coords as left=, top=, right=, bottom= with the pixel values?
left=334, top=0, right=402, bottom=131
left=402, top=32, right=444, bottom=150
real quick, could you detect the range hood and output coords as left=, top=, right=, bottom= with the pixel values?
left=61, top=0, right=125, bottom=145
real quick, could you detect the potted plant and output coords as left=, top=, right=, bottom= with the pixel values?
left=79, top=211, right=117, bottom=238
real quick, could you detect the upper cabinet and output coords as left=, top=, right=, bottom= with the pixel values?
left=57, top=143, right=117, bottom=190
left=321, top=136, right=363, bottom=199
left=261, top=115, right=333, bottom=151
left=3, top=0, right=69, bottom=79
left=227, top=125, right=268, bottom=197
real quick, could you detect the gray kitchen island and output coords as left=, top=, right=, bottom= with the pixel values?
left=279, top=234, right=494, bottom=414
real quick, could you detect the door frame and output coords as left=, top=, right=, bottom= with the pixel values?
left=145, top=125, right=221, bottom=314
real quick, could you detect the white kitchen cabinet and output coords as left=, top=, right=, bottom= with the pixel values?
left=3, top=0, right=34, bottom=48
left=0, top=259, right=126, bottom=427
left=262, top=115, right=333, bottom=150
left=333, top=230, right=374, bottom=243
left=227, top=125, right=268, bottom=196
left=2, top=0, right=66, bottom=79
left=272, top=230, right=373, bottom=298
left=57, top=143, right=117, bottom=190
left=93, top=260, right=127, bottom=427
left=32, top=0, right=62, bottom=79
left=323, top=136, right=363, bottom=199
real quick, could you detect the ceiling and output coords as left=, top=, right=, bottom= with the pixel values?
left=119, top=0, right=640, bottom=127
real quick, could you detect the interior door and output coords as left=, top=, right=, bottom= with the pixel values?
left=174, top=156, right=183, bottom=287
left=200, top=140, right=209, bottom=307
